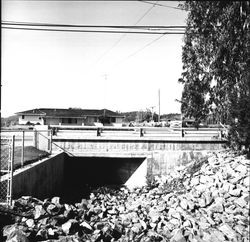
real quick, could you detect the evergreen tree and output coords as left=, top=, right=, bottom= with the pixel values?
left=179, top=1, right=250, bottom=151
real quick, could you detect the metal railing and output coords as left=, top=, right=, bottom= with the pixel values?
left=37, top=131, right=74, bottom=156
left=51, top=125, right=227, bottom=140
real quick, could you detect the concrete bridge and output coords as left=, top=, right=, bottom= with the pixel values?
left=51, top=126, right=226, bottom=156
left=2, top=126, right=227, bottom=200
left=49, top=126, right=226, bottom=188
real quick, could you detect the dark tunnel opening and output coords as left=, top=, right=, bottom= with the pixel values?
left=62, top=156, right=146, bottom=203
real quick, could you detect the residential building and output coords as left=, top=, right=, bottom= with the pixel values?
left=16, top=108, right=124, bottom=126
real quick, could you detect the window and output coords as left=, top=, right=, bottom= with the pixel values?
left=62, top=118, right=77, bottom=124
left=70, top=118, right=77, bottom=124
left=22, top=115, right=25, bottom=119
left=111, top=117, right=116, bottom=123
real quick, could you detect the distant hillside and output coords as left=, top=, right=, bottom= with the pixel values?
left=1, top=115, right=19, bottom=127
left=161, top=113, right=181, bottom=121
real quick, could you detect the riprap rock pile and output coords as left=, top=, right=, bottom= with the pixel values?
left=1, top=150, right=249, bottom=242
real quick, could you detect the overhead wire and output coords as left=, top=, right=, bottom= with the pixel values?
left=93, top=1, right=183, bottom=74
left=138, top=1, right=187, bottom=11
left=2, top=21, right=186, bottom=29
left=2, top=26, right=185, bottom=34
left=134, top=0, right=158, bottom=25
left=2, top=0, right=187, bottom=8
left=90, top=1, right=159, bottom=106
left=91, top=1, right=159, bottom=67
left=1, top=6, right=186, bottom=77
left=112, top=33, right=167, bottom=70
left=4, top=0, right=129, bottom=2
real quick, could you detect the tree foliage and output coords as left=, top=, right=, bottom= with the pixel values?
left=179, top=1, right=250, bottom=150
left=121, top=110, right=158, bottom=123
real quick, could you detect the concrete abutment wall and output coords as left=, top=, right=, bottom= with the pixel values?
left=12, top=152, right=66, bottom=199
left=11, top=140, right=225, bottom=199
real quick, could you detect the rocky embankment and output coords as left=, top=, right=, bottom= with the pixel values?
left=1, top=150, right=249, bottom=242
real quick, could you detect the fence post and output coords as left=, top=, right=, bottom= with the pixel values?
left=21, top=131, right=24, bottom=167
left=49, top=129, right=53, bottom=154
left=9, top=135, right=15, bottom=207
left=33, top=130, right=37, bottom=148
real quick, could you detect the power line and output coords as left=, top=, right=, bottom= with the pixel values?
left=1, top=0, right=185, bottom=6
left=1, top=0, right=188, bottom=11
left=134, top=0, right=157, bottom=25
left=2, top=21, right=186, bottom=30
left=3, top=0, right=109, bottom=1
left=138, top=0, right=187, bottom=11
left=1, top=26, right=185, bottom=34
left=113, top=33, right=167, bottom=69
left=91, top=1, right=159, bottom=66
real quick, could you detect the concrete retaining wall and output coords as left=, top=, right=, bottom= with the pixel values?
left=12, top=152, right=66, bottom=199
left=10, top=138, right=226, bottom=198
left=53, top=138, right=225, bottom=177
left=147, top=150, right=209, bottom=177
left=53, top=139, right=225, bottom=154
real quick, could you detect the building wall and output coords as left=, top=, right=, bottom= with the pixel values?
left=86, top=117, right=97, bottom=124
left=77, top=118, right=85, bottom=125
left=18, top=115, right=44, bottom=125
left=19, top=115, right=122, bottom=126
left=45, top=117, right=85, bottom=126
left=45, top=117, right=61, bottom=125
left=116, top=117, right=123, bottom=123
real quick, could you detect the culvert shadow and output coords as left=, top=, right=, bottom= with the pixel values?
left=62, top=156, right=146, bottom=203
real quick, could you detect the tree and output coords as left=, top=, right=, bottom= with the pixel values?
left=179, top=1, right=250, bottom=151
left=141, top=108, right=158, bottom=122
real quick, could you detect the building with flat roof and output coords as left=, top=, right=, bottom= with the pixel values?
left=16, top=108, right=124, bottom=127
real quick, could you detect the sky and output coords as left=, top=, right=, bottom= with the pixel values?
left=1, top=0, right=188, bottom=117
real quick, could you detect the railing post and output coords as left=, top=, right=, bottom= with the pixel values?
left=140, top=128, right=144, bottom=137
left=21, top=131, right=24, bottom=167
left=181, top=129, right=185, bottom=138
left=52, top=127, right=57, bottom=136
left=219, top=130, right=223, bottom=140
left=97, top=127, right=101, bottom=136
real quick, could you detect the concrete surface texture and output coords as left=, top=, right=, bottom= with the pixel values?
left=12, top=152, right=66, bottom=199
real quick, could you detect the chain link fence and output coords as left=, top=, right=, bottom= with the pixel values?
left=1, top=129, right=51, bottom=171
left=0, top=136, right=14, bottom=206
left=0, top=129, right=52, bottom=206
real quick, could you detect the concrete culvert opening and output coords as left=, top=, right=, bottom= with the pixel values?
left=62, top=156, right=146, bottom=203
left=11, top=153, right=147, bottom=203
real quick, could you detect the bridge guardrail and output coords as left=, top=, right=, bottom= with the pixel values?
left=51, top=125, right=227, bottom=140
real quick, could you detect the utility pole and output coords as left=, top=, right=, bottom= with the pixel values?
left=150, top=106, right=155, bottom=121
left=102, top=73, right=108, bottom=117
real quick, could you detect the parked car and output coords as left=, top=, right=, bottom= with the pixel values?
left=169, top=120, right=182, bottom=128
